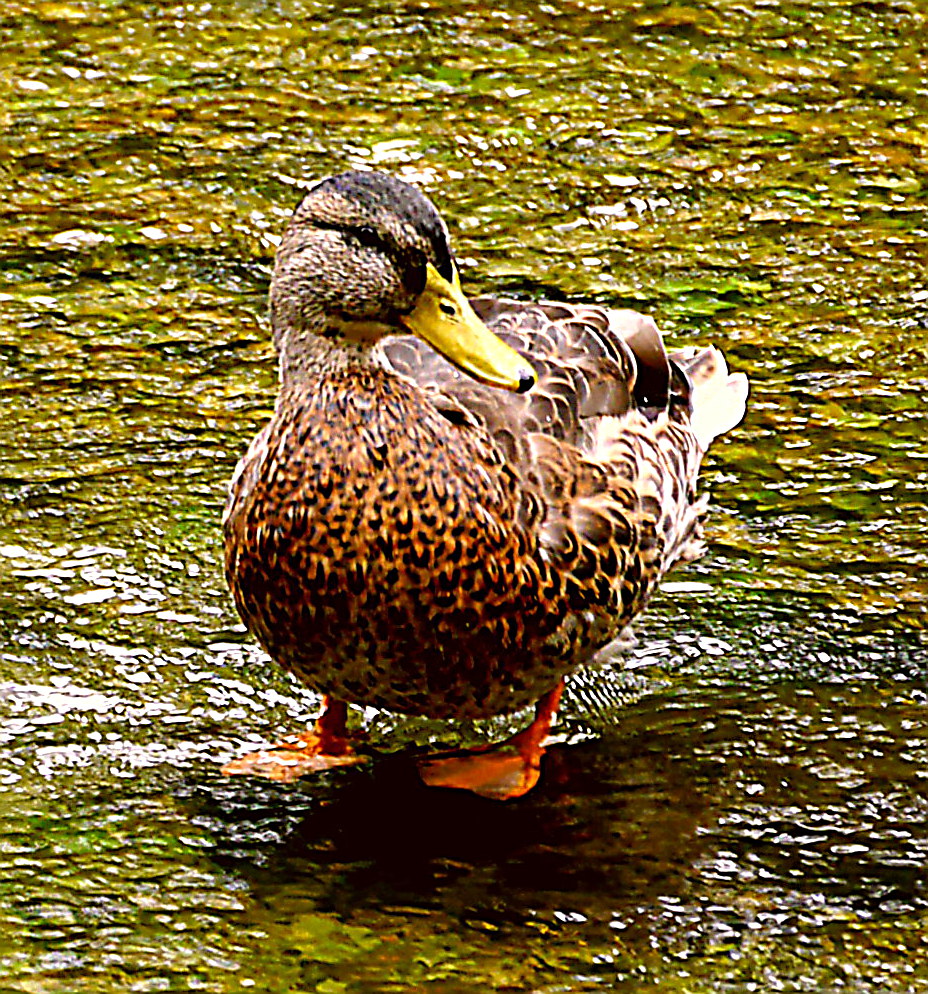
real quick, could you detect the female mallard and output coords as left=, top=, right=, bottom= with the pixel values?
left=222, top=170, right=747, bottom=799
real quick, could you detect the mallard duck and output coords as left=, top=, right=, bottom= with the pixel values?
left=222, top=170, right=748, bottom=799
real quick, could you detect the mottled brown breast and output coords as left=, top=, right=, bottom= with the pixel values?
left=224, top=367, right=576, bottom=718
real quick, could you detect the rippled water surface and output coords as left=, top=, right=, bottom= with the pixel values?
left=2, top=1, right=927, bottom=991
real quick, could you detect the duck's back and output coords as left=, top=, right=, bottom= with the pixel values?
left=381, top=296, right=747, bottom=608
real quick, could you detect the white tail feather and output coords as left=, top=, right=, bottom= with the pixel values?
left=678, top=346, right=749, bottom=450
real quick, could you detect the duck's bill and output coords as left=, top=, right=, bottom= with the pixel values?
left=401, top=264, right=536, bottom=393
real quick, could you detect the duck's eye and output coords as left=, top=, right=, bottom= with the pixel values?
left=355, top=225, right=381, bottom=249
left=439, top=302, right=456, bottom=317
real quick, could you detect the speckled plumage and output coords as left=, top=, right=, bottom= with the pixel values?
left=223, top=171, right=747, bottom=722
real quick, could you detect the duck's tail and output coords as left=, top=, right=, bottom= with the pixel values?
left=673, top=346, right=749, bottom=451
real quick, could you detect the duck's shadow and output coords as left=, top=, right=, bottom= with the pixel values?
left=184, top=711, right=719, bottom=916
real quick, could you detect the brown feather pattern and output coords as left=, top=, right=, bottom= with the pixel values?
left=223, top=172, right=747, bottom=720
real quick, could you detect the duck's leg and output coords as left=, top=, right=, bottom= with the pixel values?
left=418, top=681, right=564, bottom=800
left=222, top=696, right=365, bottom=782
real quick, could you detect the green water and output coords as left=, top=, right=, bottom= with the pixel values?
left=2, top=0, right=927, bottom=990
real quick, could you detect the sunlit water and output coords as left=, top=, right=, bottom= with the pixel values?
left=1, top=1, right=927, bottom=991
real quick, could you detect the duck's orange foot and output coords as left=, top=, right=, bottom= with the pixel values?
left=417, top=680, right=565, bottom=801
left=222, top=698, right=365, bottom=783
left=418, top=743, right=544, bottom=800
left=221, top=734, right=365, bottom=783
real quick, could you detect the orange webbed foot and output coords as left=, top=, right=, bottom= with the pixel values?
left=417, top=681, right=564, bottom=801
left=222, top=697, right=366, bottom=783
left=418, top=744, right=544, bottom=800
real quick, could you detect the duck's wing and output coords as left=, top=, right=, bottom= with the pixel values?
left=379, top=295, right=743, bottom=459
left=379, top=296, right=747, bottom=618
left=381, top=299, right=657, bottom=448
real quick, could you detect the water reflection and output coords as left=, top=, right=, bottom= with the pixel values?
left=174, top=682, right=928, bottom=990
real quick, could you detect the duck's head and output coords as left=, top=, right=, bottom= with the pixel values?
left=269, top=170, right=535, bottom=393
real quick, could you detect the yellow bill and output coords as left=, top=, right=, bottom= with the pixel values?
left=401, top=264, right=536, bottom=393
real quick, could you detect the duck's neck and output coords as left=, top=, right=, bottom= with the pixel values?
left=276, top=325, right=390, bottom=390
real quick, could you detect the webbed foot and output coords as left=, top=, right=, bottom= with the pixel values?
left=417, top=682, right=564, bottom=800
left=222, top=697, right=365, bottom=783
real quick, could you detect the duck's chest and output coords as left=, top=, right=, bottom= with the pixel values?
left=224, top=376, right=545, bottom=614
left=222, top=376, right=577, bottom=715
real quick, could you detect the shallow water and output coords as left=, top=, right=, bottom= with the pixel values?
left=2, top=1, right=927, bottom=991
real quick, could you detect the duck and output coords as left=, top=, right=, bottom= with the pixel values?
left=221, top=170, right=748, bottom=800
